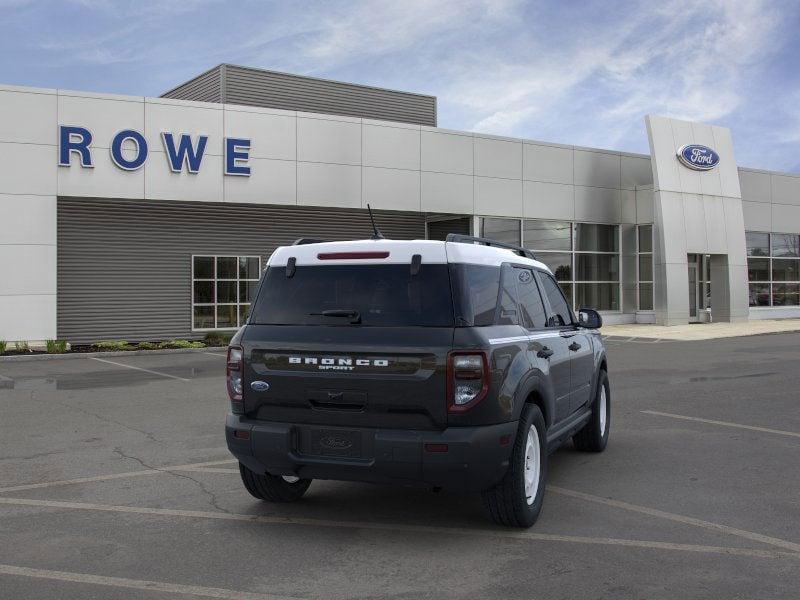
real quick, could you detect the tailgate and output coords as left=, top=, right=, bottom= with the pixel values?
left=241, top=325, right=453, bottom=430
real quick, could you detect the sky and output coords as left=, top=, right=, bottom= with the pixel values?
left=2, top=0, right=799, bottom=172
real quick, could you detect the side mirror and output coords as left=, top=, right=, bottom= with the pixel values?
left=577, top=308, right=602, bottom=329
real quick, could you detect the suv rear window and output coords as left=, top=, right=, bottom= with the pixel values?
left=250, top=264, right=454, bottom=327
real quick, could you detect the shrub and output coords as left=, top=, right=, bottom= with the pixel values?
left=157, top=339, right=206, bottom=349
left=93, top=340, right=135, bottom=352
left=202, top=330, right=233, bottom=346
left=14, top=341, right=30, bottom=352
left=46, top=340, right=68, bottom=354
left=136, top=341, right=159, bottom=350
left=0, top=340, right=6, bottom=354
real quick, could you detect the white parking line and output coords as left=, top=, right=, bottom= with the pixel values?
left=642, top=410, right=800, bottom=439
left=549, top=486, right=800, bottom=553
left=0, top=459, right=237, bottom=494
left=90, top=357, right=190, bottom=382
left=0, top=496, right=795, bottom=560
left=0, top=564, right=301, bottom=600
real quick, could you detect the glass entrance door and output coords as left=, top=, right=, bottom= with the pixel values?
left=688, top=254, right=700, bottom=322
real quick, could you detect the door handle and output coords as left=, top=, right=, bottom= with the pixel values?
left=537, top=346, right=554, bottom=359
left=568, top=341, right=581, bottom=352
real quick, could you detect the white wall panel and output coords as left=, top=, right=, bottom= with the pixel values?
left=712, top=125, right=741, bottom=199
left=620, top=155, right=652, bottom=189
left=636, top=188, right=654, bottom=223
left=741, top=200, right=771, bottom=231
left=224, top=108, right=296, bottom=161
left=144, top=99, right=223, bottom=156
left=224, top=158, right=296, bottom=205
left=363, top=124, right=420, bottom=170
left=682, top=193, right=707, bottom=252
left=362, top=167, right=420, bottom=211
left=771, top=203, right=800, bottom=233
left=474, top=136, right=521, bottom=179
left=0, top=294, right=56, bottom=341
left=574, top=185, right=620, bottom=223
left=702, top=195, right=727, bottom=253
left=645, top=115, right=682, bottom=193
left=421, top=131, right=472, bottom=175
left=523, top=143, right=572, bottom=184
left=297, top=116, right=361, bottom=165
left=0, top=245, right=56, bottom=295
left=738, top=170, right=771, bottom=203
left=522, top=181, right=573, bottom=220
left=58, top=147, right=145, bottom=199
left=0, top=195, right=56, bottom=245
left=0, top=143, right=57, bottom=196
left=474, top=177, right=521, bottom=216
left=297, top=162, right=360, bottom=208
left=620, top=189, right=636, bottom=224
left=0, top=89, right=56, bottom=145
left=574, top=150, right=620, bottom=189
left=420, top=172, right=472, bottom=214
left=144, top=153, right=223, bottom=202
left=58, top=94, right=144, bottom=149
left=771, top=174, right=800, bottom=206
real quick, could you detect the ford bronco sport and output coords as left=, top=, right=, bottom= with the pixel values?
left=225, top=234, right=610, bottom=527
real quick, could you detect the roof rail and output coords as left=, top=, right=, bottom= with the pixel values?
left=445, top=234, right=537, bottom=260
left=292, top=238, right=328, bottom=246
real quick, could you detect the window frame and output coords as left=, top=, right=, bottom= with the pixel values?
left=191, top=254, right=262, bottom=331
left=536, top=268, right=576, bottom=328
left=482, top=217, right=622, bottom=313
left=637, top=224, right=654, bottom=311
left=746, top=231, right=800, bottom=308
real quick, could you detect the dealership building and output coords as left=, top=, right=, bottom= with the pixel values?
left=1, top=64, right=799, bottom=344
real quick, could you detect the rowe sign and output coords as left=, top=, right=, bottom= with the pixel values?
left=58, top=125, right=252, bottom=176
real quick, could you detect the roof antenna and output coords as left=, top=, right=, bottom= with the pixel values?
left=366, top=204, right=385, bottom=240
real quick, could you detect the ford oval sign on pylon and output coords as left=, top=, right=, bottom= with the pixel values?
left=676, top=144, right=720, bottom=171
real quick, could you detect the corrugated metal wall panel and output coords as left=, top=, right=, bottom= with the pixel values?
left=224, top=66, right=436, bottom=125
left=161, top=66, right=222, bottom=103
left=57, top=198, right=426, bottom=344
left=162, top=64, right=436, bottom=126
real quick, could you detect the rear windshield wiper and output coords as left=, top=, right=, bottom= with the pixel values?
left=309, top=309, right=362, bottom=324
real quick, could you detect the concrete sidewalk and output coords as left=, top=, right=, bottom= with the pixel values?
left=602, top=319, right=800, bottom=341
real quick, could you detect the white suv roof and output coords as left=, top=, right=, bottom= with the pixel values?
left=268, top=238, right=551, bottom=273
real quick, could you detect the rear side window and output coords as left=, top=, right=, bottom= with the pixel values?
left=449, top=264, right=501, bottom=326
left=515, top=268, right=547, bottom=329
left=250, top=264, right=453, bottom=327
left=540, top=272, right=573, bottom=326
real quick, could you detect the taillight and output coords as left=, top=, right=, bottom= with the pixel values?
left=447, top=351, right=490, bottom=412
left=227, top=345, right=244, bottom=413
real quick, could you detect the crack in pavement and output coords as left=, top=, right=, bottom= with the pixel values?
left=56, top=398, right=163, bottom=444
left=112, top=447, right=232, bottom=515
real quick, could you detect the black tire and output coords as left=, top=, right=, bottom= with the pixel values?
left=573, top=369, right=610, bottom=452
left=482, top=404, right=547, bottom=528
left=239, top=463, right=311, bottom=502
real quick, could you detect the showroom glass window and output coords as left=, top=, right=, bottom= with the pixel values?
left=745, top=232, right=800, bottom=307
left=192, top=256, right=261, bottom=329
left=637, top=225, right=653, bottom=310
left=485, top=218, right=620, bottom=311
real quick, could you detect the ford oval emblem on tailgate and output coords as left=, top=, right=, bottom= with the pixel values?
left=319, top=436, right=353, bottom=450
left=250, top=380, right=270, bottom=392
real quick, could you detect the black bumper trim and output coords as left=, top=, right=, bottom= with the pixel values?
left=226, top=414, right=517, bottom=492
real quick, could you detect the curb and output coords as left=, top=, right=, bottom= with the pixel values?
left=0, top=346, right=227, bottom=363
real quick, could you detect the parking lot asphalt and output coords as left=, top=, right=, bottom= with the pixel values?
left=1, top=334, right=799, bottom=599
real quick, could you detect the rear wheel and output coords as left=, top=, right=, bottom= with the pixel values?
left=573, top=369, right=610, bottom=452
left=482, top=404, right=547, bottom=528
left=239, top=463, right=311, bottom=502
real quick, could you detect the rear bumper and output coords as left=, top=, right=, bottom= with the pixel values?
left=226, top=414, right=517, bottom=492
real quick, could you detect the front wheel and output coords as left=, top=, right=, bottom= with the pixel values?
left=573, top=369, right=610, bottom=452
left=482, top=404, right=548, bottom=528
left=239, top=463, right=311, bottom=502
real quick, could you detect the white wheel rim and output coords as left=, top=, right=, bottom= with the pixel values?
left=282, top=475, right=300, bottom=484
left=599, top=386, right=607, bottom=436
left=524, top=425, right=541, bottom=506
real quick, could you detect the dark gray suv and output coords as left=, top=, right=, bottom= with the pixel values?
left=225, top=234, right=610, bottom=527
